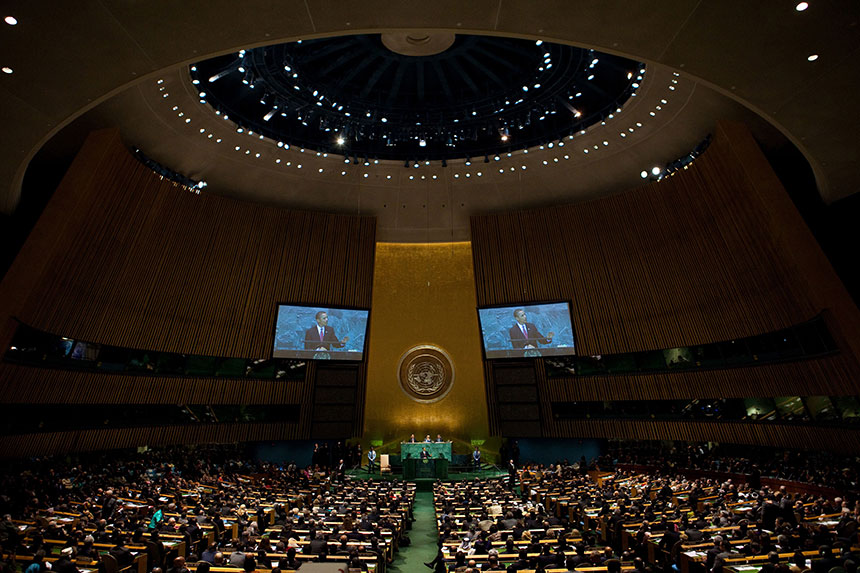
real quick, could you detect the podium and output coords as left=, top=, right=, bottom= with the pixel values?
left=401, top=441, right=452, bottom=461
left=403, top=458, right=448, bottom=479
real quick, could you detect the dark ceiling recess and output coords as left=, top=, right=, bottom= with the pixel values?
left=191, top=34, right=643, bottom=163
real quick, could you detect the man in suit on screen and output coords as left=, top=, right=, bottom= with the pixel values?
left=508, top=309, right=554, bottom=349
left=304, top=311, right=349, bottom=351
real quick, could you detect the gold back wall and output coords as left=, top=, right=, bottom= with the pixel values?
left=363, top=242, right=489, bottom=452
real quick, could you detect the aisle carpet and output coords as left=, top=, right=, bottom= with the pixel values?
left=389, top=491, right=437, bottom=572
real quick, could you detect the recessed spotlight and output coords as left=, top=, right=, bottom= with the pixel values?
left=640, top=170, right=648, bottom=178
left=795, top=2, right=808, bottom=11
left=651, top=166, right=661, bottom=176
left=1, top=66, right=13, bottom=74
left=807, top=54, right=819, bottom=61
left=4, top=16, right=17, bottom=25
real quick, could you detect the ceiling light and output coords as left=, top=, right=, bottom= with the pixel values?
left=795, top=2, right=808, bottom=10
left=5, top=16, right=18, bottom=25
left=807, top=54, right=819, bottom=61
left=2, top=66, right=13, bottom=74
left=651, top=166, right=661, bottom=175
left=640, top=170, right=648, bottom=178
left=336, top=136, right=345, bottom=146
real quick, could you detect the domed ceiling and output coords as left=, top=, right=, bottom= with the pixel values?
left=190, top=34, right=643, bottom=162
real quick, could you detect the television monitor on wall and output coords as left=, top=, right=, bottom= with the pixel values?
left=272, top=304, right=370, bottom=361
left=477, top=301, right=576, bottom=359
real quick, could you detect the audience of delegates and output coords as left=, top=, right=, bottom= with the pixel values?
left=1, top=443, right=859, bottom=573
left=602, top=442, right=860, bottom=494
left=432, top=461, right=859, bottom=573
left=0, top=445, right=414, bottom=573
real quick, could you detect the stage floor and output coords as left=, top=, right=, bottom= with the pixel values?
left=345, top=465, right=509, bottom=489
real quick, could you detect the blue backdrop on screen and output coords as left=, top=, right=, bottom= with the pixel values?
left=478, top=302, right=576, bottom=359
left=273, top=305, right=369, bottom=360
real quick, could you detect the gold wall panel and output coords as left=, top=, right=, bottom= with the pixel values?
left=363, top=243, right=489, bottom=454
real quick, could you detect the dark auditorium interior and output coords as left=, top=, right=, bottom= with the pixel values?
left=2, top=3, right=860, bottom=573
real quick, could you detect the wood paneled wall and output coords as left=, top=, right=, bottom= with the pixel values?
left=542, top=354, right=859, bottom=403
left=548, top=419, right=860, bottom=454
left=1, top=130, right=375, bottom=357
left=0, top=422, right=304, bottom=459
left=472, top=121, right=860, bottom=447
left=0, top=129, right=376, bottom=453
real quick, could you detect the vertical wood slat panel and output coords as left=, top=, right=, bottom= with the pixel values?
left=546, top=418, right=860, bottom=454
left=0, top=129, right=377, bottom=445
left=0, top=364, right=307, bottom=404
left=471, top=125, right=828, bottom=356
left=0, top=422, right=304, bottom=458
left=539, top=354, right=857, bottom=402
left=9, top=130, right=376, bottom=358
left=471, top=122, right=860, bottom=441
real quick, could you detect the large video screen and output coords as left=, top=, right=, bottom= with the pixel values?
left=273, top=304, right=370, bottom=361
left=477, top=301, right=576, bottom=359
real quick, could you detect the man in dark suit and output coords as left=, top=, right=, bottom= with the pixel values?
left=304, top=311, right=349, bottom=351
left=508, top=309, right=554, bottom=349
left=109, top=535, right=135, bottom=569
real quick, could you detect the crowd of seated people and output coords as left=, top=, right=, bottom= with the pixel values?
left=426, top=457, right=859, bottom=573
left=1, top=444, right=859, bottom=573
left=601, top=443, right=860, bottom=495
left=0, top=445, right=414, bottom=573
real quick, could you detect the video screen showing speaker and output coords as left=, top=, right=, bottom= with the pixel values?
left=478, top=301, right=576, bottom=359
left=273, top=304, right=370, bottom=361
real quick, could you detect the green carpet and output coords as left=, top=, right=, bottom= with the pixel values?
left=389, top=490, right=437, bottom=572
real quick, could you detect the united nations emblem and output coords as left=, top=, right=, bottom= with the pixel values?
left=397, top=345, right=454, bottom=403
